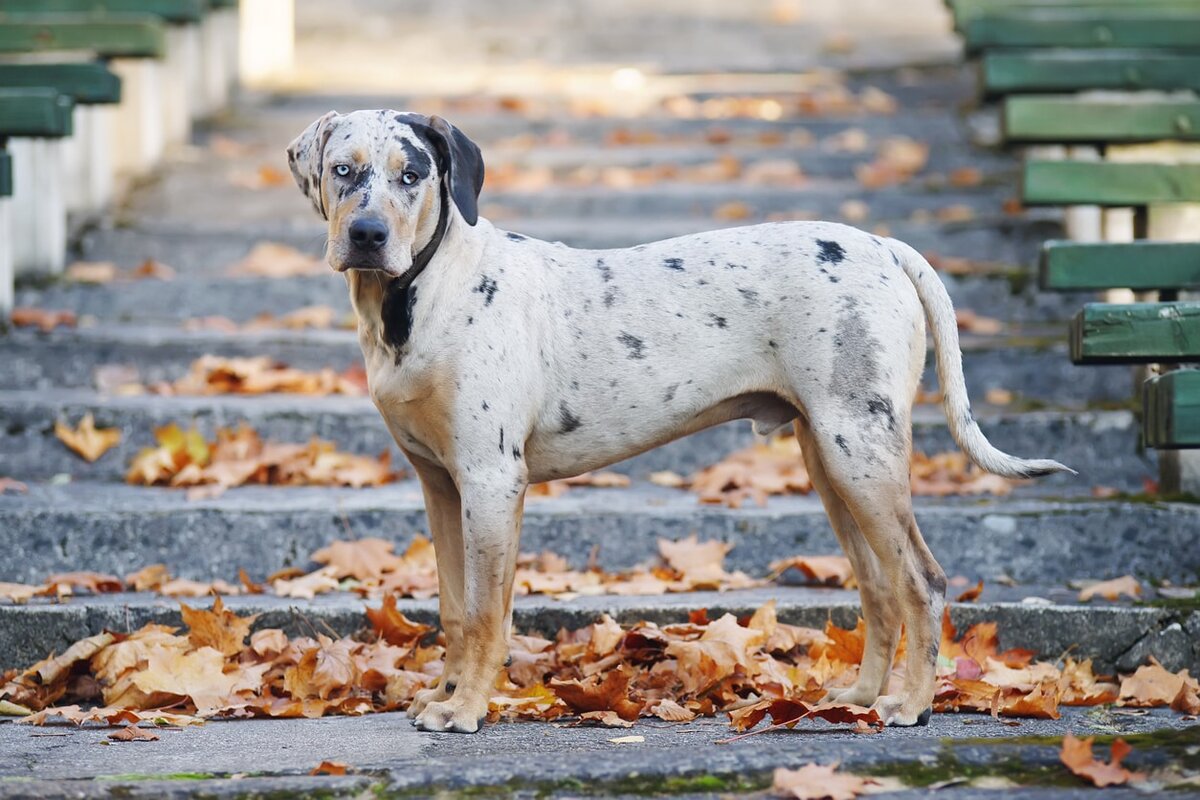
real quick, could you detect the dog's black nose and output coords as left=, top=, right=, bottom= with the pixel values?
left=349, top=217, right=389, bottom=250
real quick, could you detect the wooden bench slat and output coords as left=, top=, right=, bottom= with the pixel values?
left=0, top=15, right=166, bottom=58
left=1022, top=160, right=1200, bottom=205
left=963, top=9, right=1200, bottom=53
left=208, top=0, right=238, bottom=8
left=1070, top=302, right=1200, bottom=364
left=983, top=50, right=1200, bottom=95
left=1004, top=96, right=1200, bottom=142
left=1041, top=240, right=1200, bottom=291
left=0, top=1, right=204, bottom=24
left=0, top=88, right=74, bottom=137
left=0, top=149, right=11, bottom=197
left=1143, top=370, right=1200, bottom=449
left=0, top=62, right=120, bottom=104
left=952, top=0, right=1200, bottom=26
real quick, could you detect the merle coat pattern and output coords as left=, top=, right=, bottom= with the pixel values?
left=287, top=109, right=1071, bottom=733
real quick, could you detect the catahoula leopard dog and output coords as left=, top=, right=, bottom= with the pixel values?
left=287, top=109, right=1071, bottom=733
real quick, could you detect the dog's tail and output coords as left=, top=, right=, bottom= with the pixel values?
left=891, top=239, right=1075, bottom=479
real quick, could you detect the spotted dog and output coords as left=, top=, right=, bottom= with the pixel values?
left=286, top=110, right=1072, bottom=734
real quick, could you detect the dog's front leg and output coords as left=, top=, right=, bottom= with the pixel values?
left=412, top=473, right=525, bottom=733
left=405, top=453, right=466, bottom=720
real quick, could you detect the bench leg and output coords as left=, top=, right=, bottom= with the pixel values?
left=0, top=198, right=12, bottom=316
left=162, top=25, right=197, bottom=146
left=110, top=58, right=166, bottom=177
left=10, top=138, right=67, bottom=277
left=240, top=0, right=294, bottom=86
left=200, top=13, right=229, bottom=116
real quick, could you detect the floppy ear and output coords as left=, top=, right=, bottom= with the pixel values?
left=285, top=110, right=339, bottom=219
left=428, top=115, right=485, bottom=226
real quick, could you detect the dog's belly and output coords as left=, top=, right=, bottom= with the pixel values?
left=523, top=391, right=801, bottom=483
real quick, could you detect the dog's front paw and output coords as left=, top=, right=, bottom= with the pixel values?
left=408, top=682, right=453, bottom=720
left=870, top=695, right=933, bottom=727
left=414, top=695, right=486, bottom=734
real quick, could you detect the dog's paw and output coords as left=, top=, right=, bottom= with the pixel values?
left=413, top=696, right=486, bottom=734
left=408, top=683, right=452, bottom=720
left=870, top=695, right=933, bottom=727
left=820, top=684, right=879, bottom=707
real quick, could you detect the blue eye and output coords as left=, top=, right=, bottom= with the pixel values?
left=401, top=171, right=419, bottom=185
left=334, top=164, right=351, bottom=177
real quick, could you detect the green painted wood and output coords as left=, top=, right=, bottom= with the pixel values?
left=963, top=9, right=1200, bottom=53
left=1022, top=160, right=1200, bottom=206
left=0, top=62, right=119, bottom=104
left=1070, top=302, right=1200, bottom=364
left=1143, top=370, right=1200, bottom=449
left=0, top=1, right=203, bottom=23
left=1040, top=240, right=1200, bottom=291
left=0, top=149, right=11, bottom=197
left=952, top=0, right=1200, bottom=27
left=983, top=50, right=1200, bottom=95
left=1004, top=96, right=1200, bottom=142
left=0, top=88, right=73, bottom=137
left=0, top=15, right=165, bottom=58
left=207, top=0, right=237, bottom=8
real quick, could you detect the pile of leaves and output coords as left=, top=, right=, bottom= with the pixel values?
left=146, top=356, right=366, bottom=397
left=126, top=424, right=398, bottom=493
left=0, top=535, right=775, bottom=605
left=660, top=436, right=1017, bottom=508
left=3, top=597, right=1196, bottom=734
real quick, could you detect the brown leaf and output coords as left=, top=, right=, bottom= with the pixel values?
left=310, top=761, right=348, bottom=776
left=125, top=564, right=170, bottom=592
left=0, top=582, right=38, bottom=604
left=180, top=596, right=258, bottom=656
left=312, top=538, right=405, bottom=581
left=1079, top=576, right=1140, bottom=602
left=108, top=724, right=160, bottom=742
left=65, top=261, right=118, bottom=283
left=366, top=595, right=433, bottom=647
left=10, top=307, right=76, bottom=332
left=273, top=567, right=339, bottom=600
left=230, top=242, right=325, bottom=278
left=55, top=414, right=122, bottom=462
left=769, top=555, right=856, bottom=588
left=550, top=667, right=641, bottom=721
left=0, top=477, right=28, bottom=495
left=45, top=571, right=124, bottom=595
left=1119, top=658, right=1199, bottom=708
left=772, top=763, right=882, bottom=800
left=1060, top=734, right=1144, bottom=787
left=955, top=580, right=984, bottom=603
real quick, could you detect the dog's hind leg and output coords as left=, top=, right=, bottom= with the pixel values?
left=800, top=413, right=947, bottom=727
left=406, top=452, right=466, bottom=720
left=794, top=419, right=900, bottom=708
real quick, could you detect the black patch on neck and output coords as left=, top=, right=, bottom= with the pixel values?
left=381, top=283, right=419, bottom=358
left=559, top=401, right=582, bottom=434
left=815, top=239, right=846, bottom=265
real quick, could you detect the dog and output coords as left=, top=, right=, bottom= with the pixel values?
left=286, top=109, right=1071, bottom=733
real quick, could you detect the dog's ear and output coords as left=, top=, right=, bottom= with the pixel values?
left=286, top=110, right=339, bottom=219
left=428, top=116, right=484, bottom=226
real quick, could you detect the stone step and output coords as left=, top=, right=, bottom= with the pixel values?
left=0, top=323, right=1136, bottom=408
left=0, top=482, right=1188, bottom=587
left=1, top=585, right=1194, bottom=675
left=0, top=390, right=1149, bottom=485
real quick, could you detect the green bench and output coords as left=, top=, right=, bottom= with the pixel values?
left=1144, top=370, right=1200, bottom=448
left=0, top=88, right=75, bottom=137
left=982, top=50, right=1200, bottom=96
left=0, top=15, right=167, bottom=58
left=0, top=62, right=121, bottom=105
left=1004, top=96, right=1200, bottom=144
left=962, top=8, right=1200, bottom=53
left=0, top=148, right=12, bottom=314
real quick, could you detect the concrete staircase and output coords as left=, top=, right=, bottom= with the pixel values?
left=1, top=1, right=1197, bottom=794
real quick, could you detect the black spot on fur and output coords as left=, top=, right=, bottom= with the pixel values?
left=603, top=287, right=619, bottom=308
left=726, top=262, right=748, bottom=270
left=663, top=257, right=684, bottom=272
left=816, top=239, right=846, bottom=265
left=707, top=314, right=728, bottom=329
left=399, top=138, right=431, bottom=176
left=474, top=275, right=498, bottom=306
left=737, top=288, right=760, bottom=306
left=505, top=232, right=527, bottom=242
left=511, top=444, right=522, bottom=460
left=481, top=401, right=489, bottom=411
left=618, top=332, right=645, bottom=359
left=663, top=384, right=678, bottom=403
left=834, top=434, right=850, bottom=456
left=768, top=340, right=778, bottom=349
left=891, top=250, right=901, bottom=266
left=595, top=258, right=613, bottom=283
left=381, top=283, right=418, bottom=358
left=867, top=395, right=896, bottom=431
left=498, top=427, right=505, bottom=454
left=818, top=267, right=841, bottom=284
left=559, top=401, right=582, bottom=434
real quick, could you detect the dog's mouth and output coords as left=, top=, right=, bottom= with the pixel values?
left=330, top=255, right=409, bottom=278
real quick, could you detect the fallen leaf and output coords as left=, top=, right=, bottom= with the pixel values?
left=769, top=555, right=856, bottom=588
left=1079, top=576, right=1140, bottom=602
left=180, top=597, right=258, bottom=657
left=1060, top=734, right=1144, bottom=787
left=310, top=760, right=348, bottom=776
left=230, top=242, right=325, bottom=278
left=108, top=724, right=160, bottom=742
left=714, top=201, right=753, bottom=221
left=10, top=308, right=76, bottom=332
left=1119, top=658, right=1199, bottom=708
left=313, top=538, right=407, bottom=581
left=772, top=763, right=882, bottom=800
left=65, top=261, right=118, bottom=283
left=0, top=478, right=28, bottom=495
left=366, top=595, right=433, bottom=647
left=55, top=414, right=122, bottom=462
left=955, top=580, right=984, bottom=603
left=607, top=734, right=644, bottom=744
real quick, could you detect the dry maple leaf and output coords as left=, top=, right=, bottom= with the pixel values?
left=312, top=538, right=406, bottom=581
left=132, top=646, right=264, bottom=716
left=366, top=595, right=433, bottom=647
left=0, top=477, right=28, bottom=495
left=310, top=761, right=349, bottom=776
left=125, top=564, right=170, bottom=592
left=1060, top=734, right=1144, bottom=787
left=772, top=763, right=882, bottom=800
left=1078, top=576, right=1141, bottom=602
left=44, top=571, right=124, bottom=595
left=769, top=555, right=856, bottom=588
left=550, top=666, right=641, bottom=721
left=955, top=580, right=984, bottom=603
left=10, top=307, right=77, bottom=332
left=180, top=597, right=258, bottom=657
left=0, top=582, right=38, bottom=604
left=230, top=242, right=325, bottom=278
left=2, top=632, right=116, bottom=711
left=108, top=724, right=160, bottom=742
left=285, top=638, right=360, bottom=700
left=273, top=567, right=340, bottom=600
left=54, top=414, right=122, bottom=462
left=1119, top=658, right=1200, bottom=708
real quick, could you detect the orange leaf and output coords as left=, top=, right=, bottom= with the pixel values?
left=366, top=595, right=433, bottom=647
left=312, top=538, right=406, bottom=581
left=180, top=596, right=258, bottom=657
left=108, top=724, right=160, bottom=742
left=310, top=761, right=348, bottom=776
left=1060, top=734, right=1144, bottom=787
left=10, top=307, right=76, bottom=331
left=772, top=763, right=882, bottom=800
left=55, top=414, right=122, bottom=462
left=550, top=667, right=641, bottom=721
left=955, top=580, right=984, bottom=603
left=1078, top=576, right=1140, bottom=602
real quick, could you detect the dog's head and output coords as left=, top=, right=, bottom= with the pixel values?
left=286, top=110, right=484, bottom=279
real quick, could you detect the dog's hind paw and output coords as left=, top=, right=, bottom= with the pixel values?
left=414, top=696, right=487, bottom=734
left=870, top=695, right=933, bottom=727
